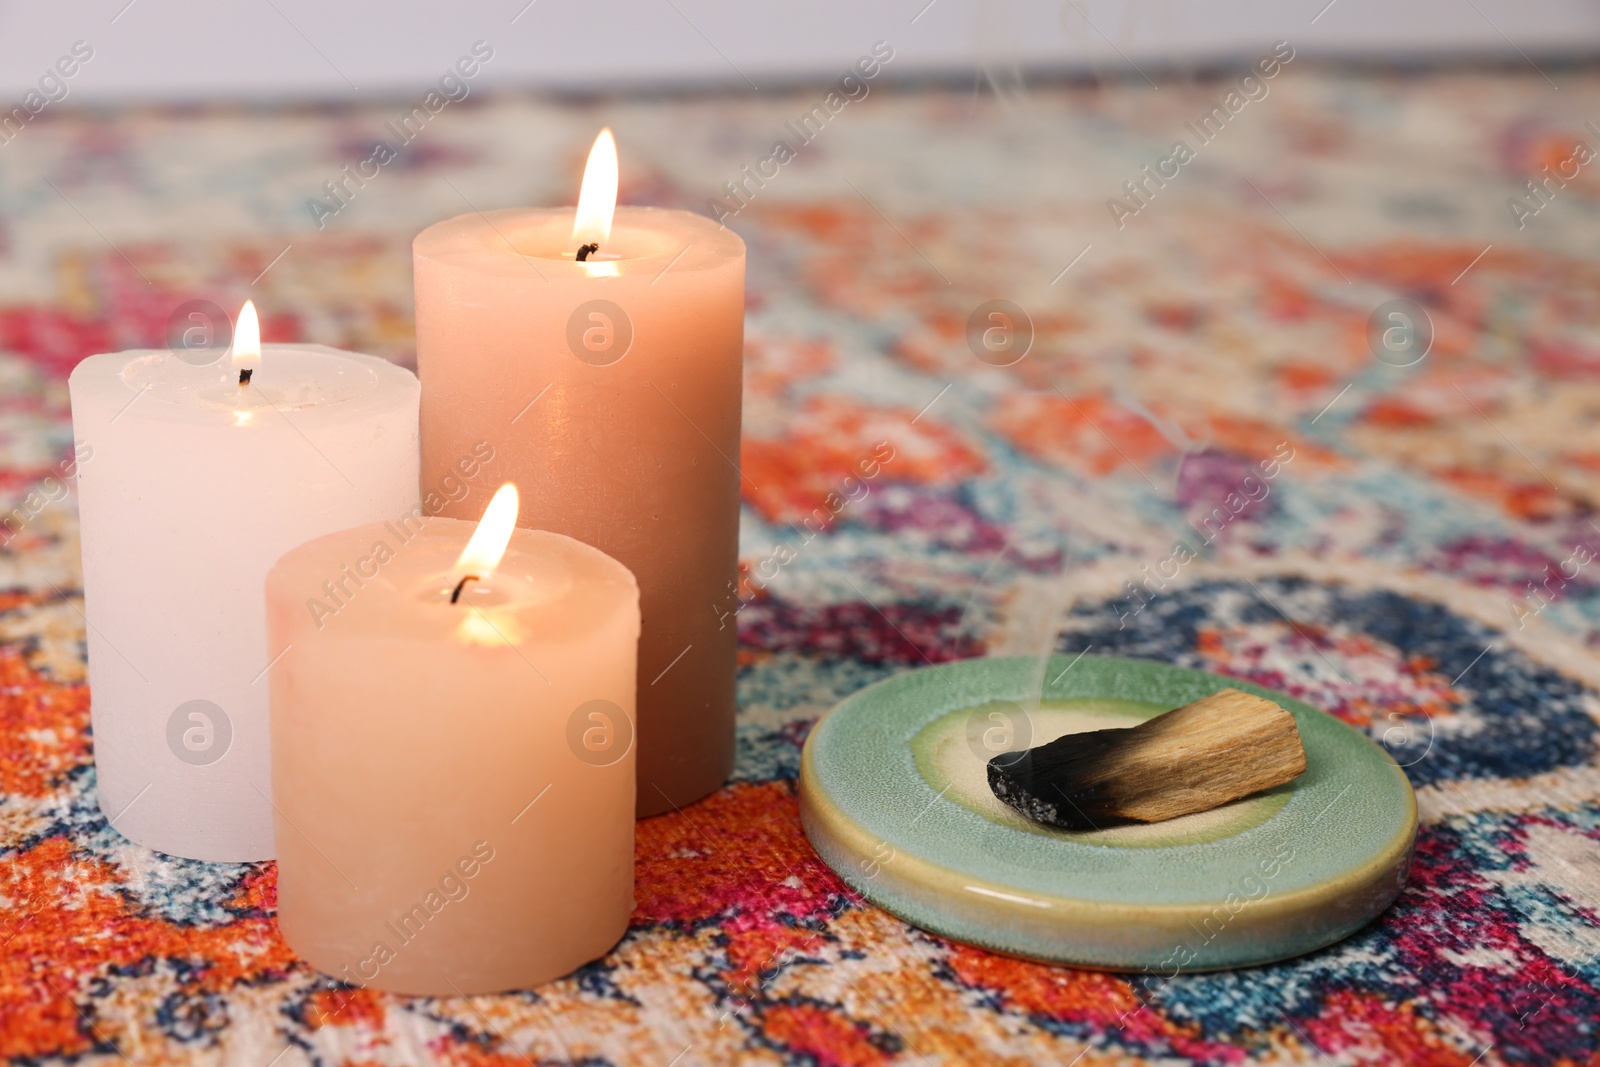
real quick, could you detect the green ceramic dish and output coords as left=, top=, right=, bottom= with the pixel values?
left=799, top=654, right=1417, bottom=972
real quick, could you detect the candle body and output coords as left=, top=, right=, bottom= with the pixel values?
left=68, top=346, right=419, bottom=861
left=266, top=521, right=639, bottom=994
left=414, top=207, right=743, bottom=815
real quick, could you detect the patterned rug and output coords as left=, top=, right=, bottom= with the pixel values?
left=4, top=54, right=1600, bottom=1066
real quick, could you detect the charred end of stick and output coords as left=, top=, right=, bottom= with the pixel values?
left=987, top=747, right=1123, bottom=831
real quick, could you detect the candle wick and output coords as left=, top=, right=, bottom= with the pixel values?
left=576, top=242, right=599, bottom=262
left=238, top=368, right=253, bottom=388
left=450, top=575, right=478, bottom=604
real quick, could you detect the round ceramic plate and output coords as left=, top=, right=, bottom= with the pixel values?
left=799, top=654, right=1417, bottom=971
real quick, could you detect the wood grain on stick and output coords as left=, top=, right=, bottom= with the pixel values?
left=987, top=687, right=1307, bottom=830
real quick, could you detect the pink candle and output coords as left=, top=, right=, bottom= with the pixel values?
left=413, top=130, right=744, bottom=816
left=265, top=484, right=640, bottom=994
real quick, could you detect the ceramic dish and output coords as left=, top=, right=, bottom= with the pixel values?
left=799, top=654, right=1417, bottom=971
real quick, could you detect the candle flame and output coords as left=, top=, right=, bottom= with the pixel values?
left=454, top=482, right=519, bottom=579
left=571, top=127, right=618, bottom=248
left=232, top=300, right=261, bottom=374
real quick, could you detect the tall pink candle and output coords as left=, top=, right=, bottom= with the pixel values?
left=413, top=132, right=744, bottom=816
left=265, top=485, right=640, bottom=994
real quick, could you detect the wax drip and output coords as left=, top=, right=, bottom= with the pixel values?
left=576, top=242, right=599, bottom=261
left=238, top=367, right=253, bottom=387
left=450, top=575, right=478, bottom=604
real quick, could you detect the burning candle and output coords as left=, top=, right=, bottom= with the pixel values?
left=414, top=128, right=745, bottom=816
left=266, top=483, right=640, bottom=995
left=67, top=303, right=419, bottom=861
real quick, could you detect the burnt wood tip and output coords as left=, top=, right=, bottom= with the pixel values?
left=986, top=687, right=1308, bottom=831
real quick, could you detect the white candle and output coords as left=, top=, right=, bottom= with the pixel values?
left=68, top=303, right=419, bottom=861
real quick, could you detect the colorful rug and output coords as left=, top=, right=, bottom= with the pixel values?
left=4, top=55, right=1600, bottom=1065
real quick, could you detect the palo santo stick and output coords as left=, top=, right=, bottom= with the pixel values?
left=987, top=687, right=1307, bottom=830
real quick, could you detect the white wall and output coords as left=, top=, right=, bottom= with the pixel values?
left=1, top=0, right=1597, bottom=102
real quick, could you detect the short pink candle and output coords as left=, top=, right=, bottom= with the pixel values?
left=265, top=486, right=639, bottom=994
left=413, top=131, right=744, bottom=816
